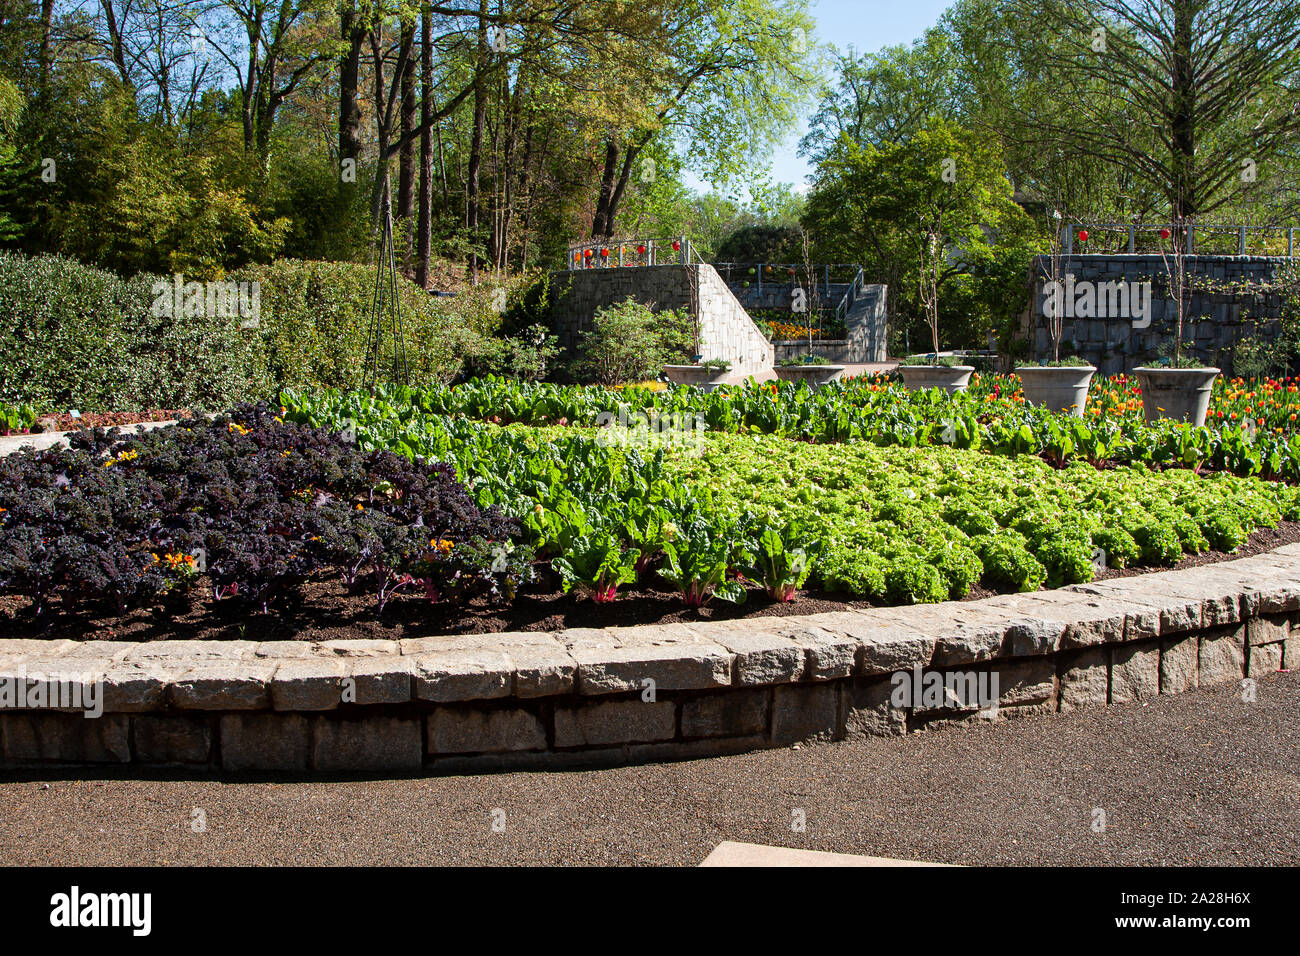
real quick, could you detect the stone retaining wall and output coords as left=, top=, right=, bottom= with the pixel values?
left=3, top=545, right=1298, bottom=772
left=553, top=265, right=774, bottom=375
left=1022, top=254, right=1291, bottom=374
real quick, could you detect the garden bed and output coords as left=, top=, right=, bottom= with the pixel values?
left=2, top=521, right=1298, bottom=643
left=3, top=387, right=1300, bottom=645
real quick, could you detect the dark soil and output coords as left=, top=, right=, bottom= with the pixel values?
left=3, top=521, right=1297, bottom=644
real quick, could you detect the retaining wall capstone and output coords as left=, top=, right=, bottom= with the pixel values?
left=3, top=545, right=1298, bottom=773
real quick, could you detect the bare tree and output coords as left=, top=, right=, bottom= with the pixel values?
left=1015, top=0, right=1300, bottom=220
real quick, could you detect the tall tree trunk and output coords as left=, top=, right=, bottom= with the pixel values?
left=101, top=1, right=134, bottom=90
left=603, top=143, right=641, bottom=239
left=591, top=139, right=619, bottom=238
left=415, top=4, right=434, bottom=288
left=38, top=0, right=54, bottom=91
left=397, top=18, right=416, bottom=227
left=465, top=0, right=489, bottom=284
left=1170, top=0, right=1196, bottom=219
left=338, top=4, right=366, bottom=190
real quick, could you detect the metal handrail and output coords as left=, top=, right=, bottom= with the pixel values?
left=1062, top=223, right=1299, bottom=257
left=834, top=267, right=866, bottom=326
left=566, top=237, right=694, bottom=269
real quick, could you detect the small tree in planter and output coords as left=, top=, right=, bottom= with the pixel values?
left=830, top=123, right=1026, bottom=393
left=1135, top=216, right=1220, bottom=425
left=1016, top=209, right=1098, bottom=416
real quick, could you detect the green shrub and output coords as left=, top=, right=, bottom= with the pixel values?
left=1036, top=536, right=1095, bottom=587
left=1202, top=509, right=1247, bottom=551
left=819, top=548, right=887, bottom=598
left=0, top=252, right=267, bottom=411
left=234, top=258, right=498, bottom=393
left=477, top=324, right=563, bottom=382
left=884, top=558, right=948, bottom=604
left=0, top=252, right=497, bottom=411
left=928, top=542, right=983, bottom=598
left=575, top=297, right=694, bottom=385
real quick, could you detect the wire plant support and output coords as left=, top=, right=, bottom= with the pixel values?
left=363, top=182, right=410, bottom=391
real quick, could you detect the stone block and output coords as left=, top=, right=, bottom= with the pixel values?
left=1059, top=647, right=1109, bottom=711
left=270, top=657, right=347, bottom=711
left=1246, top=613, right=1289, bottom=647
left=777, top=622, right=857, bottom=679
left=844, top=677, right=906, bottom=737
left=133, top=715, right=212, bottom=765
left=1109, top=641, right=1160, bottom=704
left=99, top=662, right=176, bottom=712
left=681, top=688, right=769, bottom=738
left=220, top=713, right=310, bottom=771
left=553, top=699, right=675, bottom=748
left=312, top=717, right=422, bottom=771
left=994, top=657, right=1057, bottom=709
left=1159, top=636, right=1199, bottom=694
left=345, top=656, right=413, bottom=705
left=169, top=660, right=276, bottom=710
left=703, top=626, right=803, bottom=684
left=428, top=708, right=546, bottom=754
left=770, top=683, right=841, bottom=745
left=1, top=712, right=130, bottom=763
left=1247, top=641, right=1283, bottom=677
left=411, top=648, right=512, bottom=702
left=571, top=631, right=731, bottom=695
left=1198, top=626, right=1246, bottom=685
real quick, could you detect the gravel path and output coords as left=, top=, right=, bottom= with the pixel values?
left=1, top=670, right=1296, bottom=867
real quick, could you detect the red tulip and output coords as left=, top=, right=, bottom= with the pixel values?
left=671, top=240, right=681, bottom=251
left=600, top=248, right=609, bottom=257
left=583, top=249, right=593, bottom=258
left=636, top=244, right=646, bottom=254
left=1160, top=228, right=1171, bottom=240
left=1078, top=230, right=1089, bottom=242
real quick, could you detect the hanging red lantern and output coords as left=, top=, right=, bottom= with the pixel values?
left=1078, top=229, right=1089, bottom=242
left=1160, top=228, right=1171, bottom=240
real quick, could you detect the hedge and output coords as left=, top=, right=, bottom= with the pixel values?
left=0, top=252, right=500, bottom=412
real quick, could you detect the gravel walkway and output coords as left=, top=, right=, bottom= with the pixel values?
left=1, top=669, right=1295, bottom=867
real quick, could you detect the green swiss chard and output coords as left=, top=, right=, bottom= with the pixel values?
left=551, top=533, right=640, bottom=603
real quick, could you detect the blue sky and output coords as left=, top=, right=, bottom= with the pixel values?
left=683, top=0, right=956, bottom=197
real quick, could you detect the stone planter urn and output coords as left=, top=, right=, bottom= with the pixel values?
left=1015, top=365, right=1097, bottom=417
left=662, top=364, right=731, bottom=391
left=773, top=364, right=846, bottom=388
left=1134, top=367, right=1221, bottom=426
left=898, top=365, right=975, bottom=394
